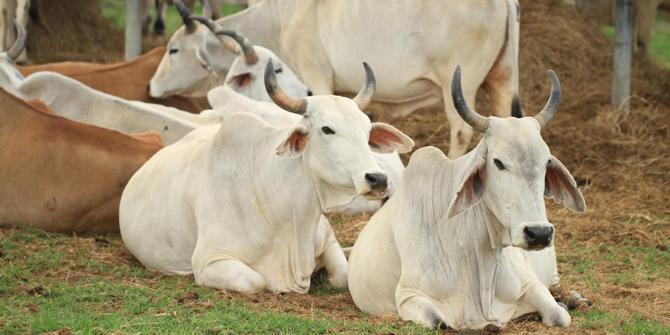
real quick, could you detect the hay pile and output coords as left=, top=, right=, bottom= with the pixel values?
left=26, top=0, right=125, bottom=63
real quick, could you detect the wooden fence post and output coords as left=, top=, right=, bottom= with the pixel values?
left=125, top=0, right=143, bottom=60
left=612, top=0, right=634, bottom=114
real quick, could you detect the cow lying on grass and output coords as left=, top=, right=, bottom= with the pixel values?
left=348, top=67, right=586, bottom=330
left=120, top=61, right=414, bottom=293
left=0, top=88, right=163, bottom=233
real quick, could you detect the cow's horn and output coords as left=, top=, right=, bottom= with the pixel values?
left=352, top=62, right=376, bottom=110
left=451, top=65, right=489, bottom=133
left=6, top=21, right=26, bottom=62
left=265, top=60, right=306, bottom=114
left=534, top=70, right=561, bottom=128
left=174, top=0, right=196, bottom=33
left=218, top=30, right=258, bottom=65
left=188, top=16, right=239, bottom=54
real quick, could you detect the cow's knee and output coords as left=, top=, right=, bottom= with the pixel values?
left=195, top=259, right=266, bottom=293
left=397, top=294, right=448, bottom=330
left=447, top=125, right=474, bottom=159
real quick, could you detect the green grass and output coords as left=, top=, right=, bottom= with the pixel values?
left=603, top=13, right=670, bottom=66
left=99, top=0, right=246, bottom=37
left=0, top=226, right=435, bottom=334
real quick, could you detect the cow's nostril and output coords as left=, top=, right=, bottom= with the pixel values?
left=365, top=173, right=388, bottom=191
left=146, top=84, right=151, bottom=93
left=523, top=226, right=554, bottom=249
left=307, top=90, right=313, bottom=96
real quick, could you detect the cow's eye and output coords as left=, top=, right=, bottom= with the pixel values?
left=274, top=67, right=283, bottom=74
left=493, top=158, right=505, bottom=170
left=169, top=48, right=179, bottom=55
left=321, top=126, right=335, bottom=135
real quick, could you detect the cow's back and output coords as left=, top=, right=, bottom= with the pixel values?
left=0, top=89, right=162, bottom=233
left=19, top=47, right=208, bottom=113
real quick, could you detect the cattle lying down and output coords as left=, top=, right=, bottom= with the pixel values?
left=17, top=71, right=214, bottom=144
left=204, top=85, right=405, bottom=215
left=0, top=88, right=164, bottom=234
left=348, top=67, right=586, bottom=330
left=187, top=16, right=310, bottom=102
left=149, top=0, right=521, bottom=158
left=18, top=46, right=208, bottom=113
left=120, top=61, right=414, bottom=293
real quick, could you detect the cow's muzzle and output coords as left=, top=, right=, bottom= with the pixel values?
left=523, top=226, right=554, bottom=250
left=363, top=173, right=388, bottom=199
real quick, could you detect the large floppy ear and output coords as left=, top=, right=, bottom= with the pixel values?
left=369, top=123, right=415, bottom=154
left=447, top=148, right=487, bottom=218
left=276, top=125, right=308, bottom=157
left=545, top=156, right=587, bottom=212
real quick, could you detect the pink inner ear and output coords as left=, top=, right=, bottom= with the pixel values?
left=230, top=73, right=252, bottom=88
left=369, top=128, right=402, bottom=150
left=545, top=164, right=585, bottom=212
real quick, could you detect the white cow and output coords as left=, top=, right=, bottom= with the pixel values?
left=149, top=0, right=520, bottom=158
left=204, top=85, right=405, bottom=215
left=120, top=62, right=414, bottom=293
left=188, top=16, right=310, bottom=101
left=17, top=72, right=212, bottom=144
left=348, top=67, right=586, bottom=330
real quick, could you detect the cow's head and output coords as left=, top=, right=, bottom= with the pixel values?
left=148, top=2, right=233, bottom=98
left=187, top=16, right=310, bottom=102
left=0, top=21, right=26, bottom=92
left=447, top=66, right=586, bottom=251
left=266, top=60, right=414, bottom=210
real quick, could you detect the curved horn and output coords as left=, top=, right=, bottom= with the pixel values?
left=188, top=16, right=239, bottom=53
left=352, top=62, right=376, bottom=110
left=174, top=0, right=195, bottom=33
left=265, top=60, right=307, bottom=114
left=451, top=66, right=489, bottom=132
left=217, top=30, right=258, bottom=65
left=6, top=21, right=26, bottom=62
left=534, top=70, right=561, bottom=128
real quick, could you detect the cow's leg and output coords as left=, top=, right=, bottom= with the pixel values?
left=194, top=258, right=267, bottom=293
left=15, top=0, right=29, bottom=63
left=635, top=0, right=660, bottom=57
left=483, top=62, right=515, bottom=119
left=396, top=292, right=449, bottom=330
left=520, top=281, right=571, bottom=327
left=152, top=0, right=166, bottom=36
left=202, top=0, right=221, bottom=20
left=313, top=217, right=348, bottom=288
left=441, top=85, right=478, bottom=159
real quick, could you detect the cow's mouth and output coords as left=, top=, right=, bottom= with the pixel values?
left=363, top=190, right=387, bottom=200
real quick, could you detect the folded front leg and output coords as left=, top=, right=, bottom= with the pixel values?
left=194, top=259, right=267, bottom=294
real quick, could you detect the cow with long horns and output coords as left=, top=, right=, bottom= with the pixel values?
left=120, top=61, right=414, bottom=293
left=347, top=67, right=586, bottom=330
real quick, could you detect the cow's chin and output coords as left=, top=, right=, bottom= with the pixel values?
left=362, top=190, right=388, bottom=200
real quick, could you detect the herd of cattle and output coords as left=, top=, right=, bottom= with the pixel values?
left=0, top=0, right=592, bottom=331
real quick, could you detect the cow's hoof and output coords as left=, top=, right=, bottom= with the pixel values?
left=566, top=290, right=593, bottom=309
left=543, top=304, right=571, bottom=328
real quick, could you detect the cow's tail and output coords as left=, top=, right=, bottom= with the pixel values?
left=505, top=0, right=520, bottom=102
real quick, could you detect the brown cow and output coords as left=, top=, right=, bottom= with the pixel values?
left=18, top=47, right=209, bottom=113
left=0, top=88, right=164, bottom=233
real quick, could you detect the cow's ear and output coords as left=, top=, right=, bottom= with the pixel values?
left=369, top=123, right=415, bottom=154
left=276, top=125, right=308, bottom=157
left=447, top=150, right=487, bottom=218
left=545, top=156, right=586, bottom=212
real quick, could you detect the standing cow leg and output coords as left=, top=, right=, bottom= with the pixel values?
left=313, top=216, right=348, bottom=288
left=194, top=258, right=267, bottom=293
left=635, top=0, right=661, bottom=57
left=441, top=85, right=478, bottom=159
left=519, top=281, right=571, bottom=328
left=201, top=0, right=221, bottom=19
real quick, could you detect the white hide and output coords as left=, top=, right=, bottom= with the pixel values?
left=348, top=117, right=586, bottom=330
left=150, top=0, right=520, bottom=158
left=205, top=86, right=405, bottom=215
left=17, top=72, right=214, bottom=144
left=120, top=95, right=412, bottom=293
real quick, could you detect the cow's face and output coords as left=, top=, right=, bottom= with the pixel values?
left=277, top=96, right=413, bottom=209
left=226, top=46, right=310, bottom=102
left=149, top=25, right=232, bottom=98
left=447, top=66, right=586, bottom=251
